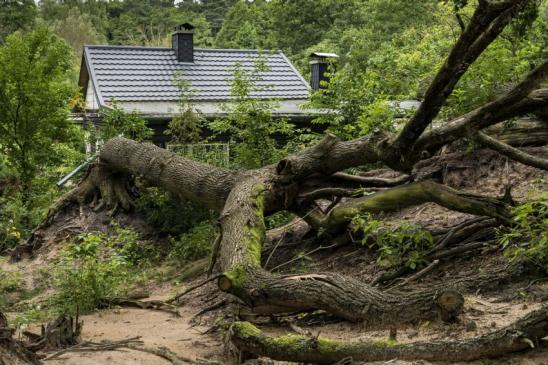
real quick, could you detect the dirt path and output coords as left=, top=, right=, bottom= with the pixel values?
left=42, top=299, right=223, bottom=364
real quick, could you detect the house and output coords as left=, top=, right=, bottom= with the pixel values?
left=77, top=23, right=332, bottom=146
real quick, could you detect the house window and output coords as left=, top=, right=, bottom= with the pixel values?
left=167, top=143, right=230, bottom=168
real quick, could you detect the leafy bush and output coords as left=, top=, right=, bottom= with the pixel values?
left=352, top=213, right=433, bottom=269
left=136, top=187, right=213, bottom=236
left=265, top=211, right=295, bottom=230
left=92, top=100, right=153, bottom=143
left=168, top=221, right=216, bottom=267
left=0, top=269, right=24, bottom=307
left=497, top=196, right=547, bottom=272
left=51, top=232, right=133, bottom=314
left=107, top=223, right=161, bottom=267
left=165, top=72, right=204, bottom=144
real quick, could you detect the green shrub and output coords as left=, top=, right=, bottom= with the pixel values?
left=136, top=187, right=213, bottom=236
left=497, top=196, right=547, bottom=272
left=107, top=223, right=161, bottom=267
left=265, top=211, right=295, bottom=230
left=51, top=232, right=133, bottom=314
left=168, top=221, right=216, bottom=267
left=352, top=213, right=433, bottom=269
left=94, top=100, right=153, bottom=142
left=0, top=269, right=24, bottom=307
left=0, top=270, right=23, bottom=293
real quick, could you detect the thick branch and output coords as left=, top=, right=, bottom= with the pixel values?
left=415, top=57, right=548, bottom=154
left=392, top=0, right=528, bottom=153
left=303, top=180, right=511, bottom=234
left=331, top=172, right=410, bottom=186
left=231, top=306, right=548, bottom=364
left=474, top=131, right=548, bottom=171
left=275, top=134, right=382, bottom=180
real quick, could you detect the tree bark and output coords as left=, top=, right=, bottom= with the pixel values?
left=230, top=306, right=548, bottom=364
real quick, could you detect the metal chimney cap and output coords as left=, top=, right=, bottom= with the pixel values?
left=174, top=22, right=195, bottom=32
left=310, top=52, right=339, bottom=59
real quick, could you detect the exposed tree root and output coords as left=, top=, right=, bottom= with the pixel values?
left=42, top=336, right=143, bottom=361
left=214, top=178, right=522, bottom=324
left=0, top=312, right=41, bottom=365
left=230, top=306, right=548, bottom=364
left=24, top=314, right=82, bottom=352
left=301, top=180, right=511, bottom=235
left=10, top=163, right=135, bottom=262
left=126, top=344, right=198, bottom=365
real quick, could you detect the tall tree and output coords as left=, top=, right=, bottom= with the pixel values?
left=0, top=27, right=78, bottom=197
left=215, top=0, right=276, bottom=49
left=0, top=0, right=37, bottom=41
left=51, top=7, right=104, bottom=64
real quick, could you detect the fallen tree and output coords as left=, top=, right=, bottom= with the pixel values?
left=14, top=0, right=548, bottom=363
left=230, top=305, right=548, bottom=364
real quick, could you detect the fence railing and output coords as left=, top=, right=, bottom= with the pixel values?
left=167, top=143, right=230, bottom=168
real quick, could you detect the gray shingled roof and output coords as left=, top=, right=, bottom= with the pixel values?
left=83, top=46, right=310, bottom=104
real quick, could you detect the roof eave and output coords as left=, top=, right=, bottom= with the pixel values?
left=83, top=45, right=106, bottom=108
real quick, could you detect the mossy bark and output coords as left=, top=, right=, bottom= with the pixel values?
left=231, top=306, right=548, bottom=364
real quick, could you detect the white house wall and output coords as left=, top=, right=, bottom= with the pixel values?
left=85, top=79, right=100, bottom=110
left=110, top=99, right=311, bottom=118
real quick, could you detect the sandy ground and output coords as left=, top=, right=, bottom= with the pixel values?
left=43, top=305, right=222, bottom=364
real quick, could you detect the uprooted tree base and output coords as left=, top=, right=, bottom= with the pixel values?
left=12, top=0, right=548, bottom=363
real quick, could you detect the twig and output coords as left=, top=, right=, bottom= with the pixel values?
left=298, top=188, right=356, bottom=201
left=390, top=260, right=440, bottom=290
left=426, top=228, right=456, bottom=255
left=332, top=172, right=410, bottom=186
left=43, top=336, right=143, bottom=360
left=428, top=241, right=496, bottom=260
left=127, top=344, right=196, bottom=365
left=270, top=243, right=340, bottom=272
left=167, top=275, right=222, bottom=304
left=191, top=299, right=228, bottom=320
left=264, top=233, right=286, bottom=269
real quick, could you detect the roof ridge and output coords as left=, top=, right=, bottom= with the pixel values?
left=84, top=44, right=282, bottom=54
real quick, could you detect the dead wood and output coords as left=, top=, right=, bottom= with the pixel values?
left=331, top=172, right=410, bottom=186
left=99, top=298, right=180, bottom=316
left=0, top=312, right=41, bottom=365
left=25, top=314, right=81, bottom=352
left=42, top=336, right=143, bottom=361
left=390, top=259, right=440, bottom=289
left=474, top=130, right=548, bottom=171
left=125, top=344, right=198, bottom=365
left=168, top=275, right=222, bottom=304
left=191, top=299, right=228, bottom=320
left=230, top=306, right=548, bottom=364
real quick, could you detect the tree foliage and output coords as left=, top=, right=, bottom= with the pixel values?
left=0, top=27, right=79, bottom=194
left=209, top=58, right=294, bottom=169
left=0, top=0, right=37, bottom=41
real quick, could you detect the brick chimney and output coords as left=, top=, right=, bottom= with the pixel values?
left=172, top=23, right=194, bottom=63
